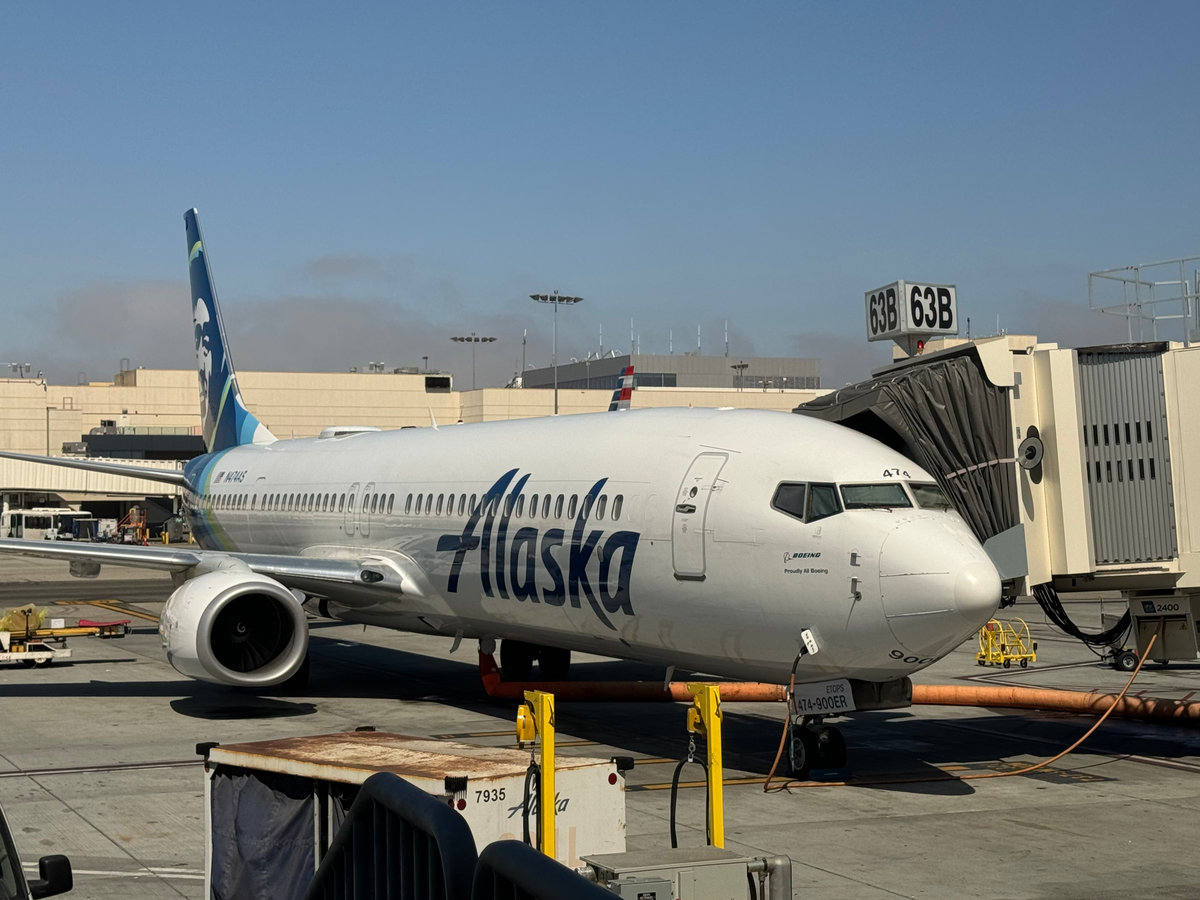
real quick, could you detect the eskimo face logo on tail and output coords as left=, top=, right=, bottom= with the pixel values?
left=437, top=471, right=639, bottom=630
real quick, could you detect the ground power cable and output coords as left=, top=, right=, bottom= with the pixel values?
left=762, top=626, right=1161, bottom=793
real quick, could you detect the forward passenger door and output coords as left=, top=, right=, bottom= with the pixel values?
left=672, top=453, right=728, bottom=580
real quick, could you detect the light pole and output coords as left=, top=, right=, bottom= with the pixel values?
left=450, top=334, right=497, bottom=390
left=531, top=292, right=583, bottom=415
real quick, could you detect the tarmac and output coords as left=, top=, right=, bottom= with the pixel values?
left=1, top=556, right=1199, bottom=900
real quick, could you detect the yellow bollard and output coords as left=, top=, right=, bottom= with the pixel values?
left=686, top=683, right=724, bottom=848
left=517, top=689, right=556, bottom=858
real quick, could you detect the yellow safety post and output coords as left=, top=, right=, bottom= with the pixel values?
left=686, top=683, right=724, bottom=848
left=516, top=689, right=556, bottom=858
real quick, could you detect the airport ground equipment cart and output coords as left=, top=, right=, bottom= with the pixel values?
left=1103, top=595, right=1200, bottom=671
left=197, top=730, right=625, bottom=900
left=976, top=618, right=1038, bottom=668
left=0, top=615, right=128, bottom=668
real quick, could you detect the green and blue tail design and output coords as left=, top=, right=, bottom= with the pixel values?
left=185, top=209, right=275, bottom=453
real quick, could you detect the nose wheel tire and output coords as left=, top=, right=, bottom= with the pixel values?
left=788, top=724, right=847, bottom=779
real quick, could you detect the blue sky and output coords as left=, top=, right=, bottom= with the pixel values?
left=2, top=2, right=1198, bottom=386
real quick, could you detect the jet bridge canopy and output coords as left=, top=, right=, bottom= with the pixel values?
left=794, top=345, right=1018, bottom=549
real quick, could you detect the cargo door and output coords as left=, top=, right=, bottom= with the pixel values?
left=671, top=453, right=727, bottom=580
left=344, top=482, right=359, bottom=536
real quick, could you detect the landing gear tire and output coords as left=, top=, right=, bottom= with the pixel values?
left=537, top=646, right=571, bottom=681
left=501, top=640, right=536, bottom=681
left=816, top=726, right=847, bottom=770
left=788, top=725, right=818, bottom=781
left=280, top=653, right=310, bottom=691
left=1114, top=650, right=1138, bottom=672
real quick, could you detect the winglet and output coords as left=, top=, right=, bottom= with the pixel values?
left=608, top=365, right=635, bottom=411
left=185, top=209, right=276, bottom=452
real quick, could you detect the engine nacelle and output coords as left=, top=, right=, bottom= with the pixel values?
left=159, top=571, right=308, bottom=687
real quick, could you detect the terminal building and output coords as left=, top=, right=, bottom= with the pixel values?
left=0, top=361, right=829, bottom=533
left=522, top=352, right=821, bottom=391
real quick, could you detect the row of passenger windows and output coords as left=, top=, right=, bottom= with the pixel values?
left=196, top=489, right=626, bottom=522
left=770, top=481, right=951, bottom=523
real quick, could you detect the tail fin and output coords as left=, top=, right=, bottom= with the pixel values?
left=184, top=209, right=275, bottom=452
left=608, top=365, right=635, bottom=411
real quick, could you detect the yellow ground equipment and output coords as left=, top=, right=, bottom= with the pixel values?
left=0, top=604, right=129, bottom=668
left=977, top=617, right=1038, bottom=668
left=515, top=689, right=556, bottom=859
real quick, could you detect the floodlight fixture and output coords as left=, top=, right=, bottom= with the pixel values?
left=530, top=291, right=584, bottom=414
left=450, top=333, right=498, bottom=389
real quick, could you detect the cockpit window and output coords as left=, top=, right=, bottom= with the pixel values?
left=771, top=483, right=806, bottom=521
left=911, top=482, right=952, bottom=510
left=807, top=483, right=841, bottom=521
left=840, top=483, right=912, bottom=510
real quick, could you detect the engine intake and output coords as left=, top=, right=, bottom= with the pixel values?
left=160, top=571, right=308, bottom=686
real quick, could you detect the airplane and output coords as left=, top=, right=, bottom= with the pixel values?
left=0, top=209, right=1001, bottom=769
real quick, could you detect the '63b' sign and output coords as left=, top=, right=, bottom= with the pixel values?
left=865, top=281, right=958, bottom=342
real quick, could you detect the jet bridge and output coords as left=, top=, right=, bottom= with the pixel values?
left=797, top=336, right=1200, bottom=664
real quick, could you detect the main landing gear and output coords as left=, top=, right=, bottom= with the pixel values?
left=500, top=639, right=572, bottom=681
left=788, top=716, right=847, bottom=780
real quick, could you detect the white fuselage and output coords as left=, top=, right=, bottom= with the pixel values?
left=182, top=407, right=1001, bottom=685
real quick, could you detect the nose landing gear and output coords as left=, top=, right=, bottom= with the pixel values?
left=788, top=716, right=848, bottom=780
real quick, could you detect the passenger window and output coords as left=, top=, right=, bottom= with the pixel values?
left=530, top=494, right=539, bottom=518
left=568, top=495, right=578, bottom=519
left=542, top=494, right=551, bottom=518
left=807, top=483, right=841, bottom=522
left=405, top=494, right=413, bottom=514
left=612, top=494, right=624, bottom=520
left=370, top=494, right=378, bottom=514
left=504, top=495, right=513, bottom=517
left=515, top=495, right=525, bottom=518
left=416, top=493, right=424, bottom=513
left=347, top=493, right=354, bottom=513
left=555, top=495, right=564, bottom=518
left=582, top=494, right=594, bottom=518
left=447, top=493, right=455, bottom=515
left=388, top=493, right=395, bottom=514
left=596, top=495, right=607, bottom=520
left=459, top=494, right=467, bottom=516
left=339, top=493, right=346, bottom=512
left=771, top=483, right=806, bottom=521
left=469, top=494, right=477, bottom=515
left=436, top=494, right=445, bottom=515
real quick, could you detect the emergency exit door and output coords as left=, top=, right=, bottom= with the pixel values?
left=671, top=453, right=727, bottom=580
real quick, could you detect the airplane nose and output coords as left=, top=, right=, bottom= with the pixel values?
left=956, top=559, right=1002, bottom=620
left=879, top=518, right=1002, bottom=658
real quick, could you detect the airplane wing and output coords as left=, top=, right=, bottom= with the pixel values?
left=0, top=539, right=423, bottom=597
left=0, top=450, right=192, bottom=488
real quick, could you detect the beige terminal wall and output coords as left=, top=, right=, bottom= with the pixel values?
left=0, top=369, right=829, bottom=455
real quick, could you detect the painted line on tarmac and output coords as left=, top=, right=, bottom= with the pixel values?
left=82, top=598, right=160, bottom=623
left=23, top=865, right=203, bottom=881
left=0, top=759, right=198, bottom=779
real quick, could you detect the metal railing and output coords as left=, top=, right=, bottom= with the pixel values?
left=304, top=772, right=478, bottom=900
left=471, top=841, right=613, bottom=900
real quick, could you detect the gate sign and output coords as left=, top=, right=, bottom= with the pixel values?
left=865, top=281, right=958, bottom=342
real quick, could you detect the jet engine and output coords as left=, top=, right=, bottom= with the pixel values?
left=159, top=570, right=308, bottom=687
